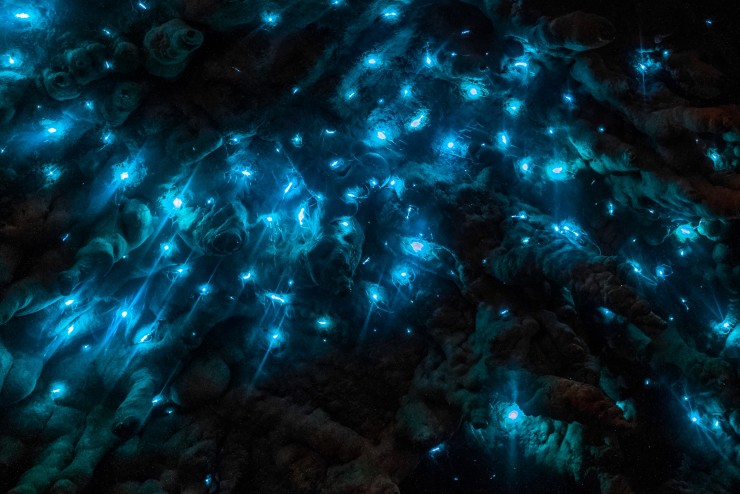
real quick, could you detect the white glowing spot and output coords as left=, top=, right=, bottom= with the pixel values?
left=266, top=216, right=273, bottom=222
left=563, top=93, right=574, bottom=103
left=199, top=285, right=210, bottom=295
left=341, top=221, right=349, bottom=227
left=447, top=141, right=454, bottom=149
left=410, top=241, right=424, bottom=252
left=162, top=243, right=170, bottom=251
left=240, top=169, right=251, bottom=176
left=15, top=13, right=30, bottom=19
left=505, top=99, right=523, bottom=116
left=121, top=310, right=128, bottom=318
left=507, top=410, right=519, bottom=420
left=498, top=133, right=508, bottom=146
left=67, top=325, right=74, bottom=334
left=690, top=415, right=698, bottom=423
left=47, top=127, right=57, bottom=134
left=377, top=131, right=387, bottom=140
left=120, top=171, right=129, bottom=180
left=552, top=166, right=563, bottom=174
left=514, top=61, right=527, bottom=67
left=269, top=293, right=286, bottom=303
left=329, top=159, right=342, bottom=169
left=173, top=197, right=183, bottom=208
left=242, top=272, right=252, bottom=281
left=598, top=126, right=605, bottom=133
left=521, top=162, right=529, bottom=171
left=291, top=134, right=302, bottom=147
left=365, top=55, right=380, bottom=67
left=297, top=207, right=305, bottom=225
left=8, top=56, right=14, bottom=64
left=409, top=115, right=424, bottom=128
left=346, top=90, right=356, bottom=100
left=64, top=299, right=75, bottom=306
left=137, top=1, right=148, bottom=9
left=262, top=12, right=280, bottom=26
left=284, top=181, right=293, bottom=194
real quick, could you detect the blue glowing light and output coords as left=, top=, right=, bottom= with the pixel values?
left=562, top=93, right=575, bottom=105
left=269, top=330, right=284, bottom=345
left=67, top=325, right=74, bottom=335
left=172, top=197, right=183, bottom=209
left=120, top=171, right=129, bottom=180
left=461, top=81, right=484, bottom=100
left=364, top=54, right=382, bottom=68
left=655, top=264, right=673, bottom=279
left=291, top=134, right=303, bottom=147
left=429, top=444, right=444, bottom=456
left=50, top=383, right=66, bottom=400
left=504, top=98, right=523, bottom=116
left=120, top=310, right=128, bottom=318
left=267, top=293, right=288, bottom=304
left=607, top=201, right=615, bottom=215
left=408, top=112, right=427, bottom=130
left=496, top=132, right=509, bottom=148
left=381, top=8, right=400, bottom=21
left=64, top=299, right=75, bottom=306
left=392, top=265, right=415, bottom=287
left=316, top=316, right=333, bottom=330
left=516, top=158, right=531, bottom=174
left=674, top=223, right=697, bottom=242
left=410, top=241, right=424, bottom=253
left=505, top=404, right=523, bottom=422
left=241, top=271, right=253, bottom=281
left=198, top=284, right=211, bottom=295
left=690, top=414, right=699, bottom=423
left=262, top=12, right=280, bottom=27
left=545, top=161, right=570, bottom=181
left=366, top=284, right=386, bottom=306
left=707, top=148, right=724, bottom=170
left=715, top=318, right=734, bottom=335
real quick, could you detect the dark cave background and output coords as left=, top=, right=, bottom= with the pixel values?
left=1, top=0, right=739, bottom=493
